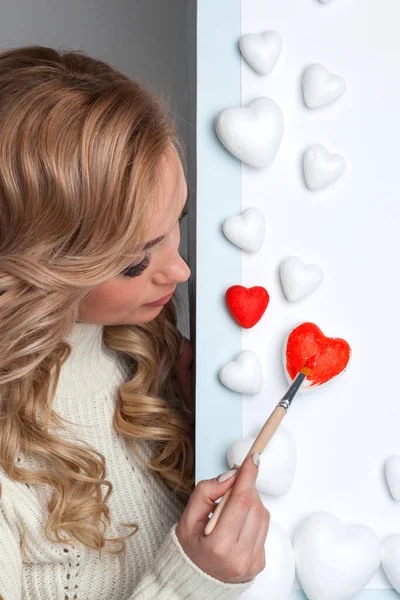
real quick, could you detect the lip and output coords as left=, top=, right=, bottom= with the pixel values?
left=144, top=291, right=175, bottom=308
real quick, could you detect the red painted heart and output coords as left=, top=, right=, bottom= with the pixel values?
left=285, top=322, right=351, bottom=388
left=226, top=285, right=270, bottom=329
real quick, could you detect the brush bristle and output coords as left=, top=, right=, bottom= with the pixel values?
left=300, top=365, right=312, bottom=376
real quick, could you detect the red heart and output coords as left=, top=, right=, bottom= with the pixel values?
left=226, top=285, right=270, bottom=329
left=285, top=322, right=351, bottom=388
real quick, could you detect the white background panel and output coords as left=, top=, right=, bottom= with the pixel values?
left=241, top=0, right=400, bottom=589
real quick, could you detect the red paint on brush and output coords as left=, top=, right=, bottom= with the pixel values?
left=226, top=285, right=270, bottom=329
left=286, top=322, right=351, bottom=387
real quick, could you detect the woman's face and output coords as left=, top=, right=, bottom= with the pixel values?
left=77, top=149, right=191, bottom=325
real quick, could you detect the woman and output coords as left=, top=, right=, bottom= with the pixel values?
left=0, top=45, right=270, bottom=599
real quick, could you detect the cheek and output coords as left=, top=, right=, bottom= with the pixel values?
left=122, top=275, right=146, bottom=293
left=108, top=277, right=150, bottom=309
left=80, top=278, right=147, bottom=316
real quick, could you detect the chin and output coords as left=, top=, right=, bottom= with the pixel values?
left=125, top=305, right=164, bottom=325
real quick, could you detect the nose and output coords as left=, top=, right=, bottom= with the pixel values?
left=152, top=252, right=191, bottom=286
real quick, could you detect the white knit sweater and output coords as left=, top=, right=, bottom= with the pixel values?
left=0, top=322, right=254, bottom=600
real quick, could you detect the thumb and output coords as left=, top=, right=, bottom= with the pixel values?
left=186, top=468, right=238, bottom=535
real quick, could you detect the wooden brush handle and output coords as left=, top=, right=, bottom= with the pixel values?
left=204, top=405, right=286, bottom=536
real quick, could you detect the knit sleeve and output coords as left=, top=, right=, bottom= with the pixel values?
left=130, top=522, right=255, bottom=599
left=0, top=500, right=22, bottom=600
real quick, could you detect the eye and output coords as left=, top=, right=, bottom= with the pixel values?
left=179, top=206, right=188, bottom=223
left=121, top=254, right=151, bottom=278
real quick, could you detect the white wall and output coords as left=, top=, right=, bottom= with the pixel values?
left=0, top=0, right=195, bottom=337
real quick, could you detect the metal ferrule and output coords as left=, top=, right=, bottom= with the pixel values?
left=278, top=398, right=291, bottom=411
left=277, top=372, right=306, bottom=411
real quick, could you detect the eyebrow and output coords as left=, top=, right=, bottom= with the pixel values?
left=141, top=185, right=190, bottom=252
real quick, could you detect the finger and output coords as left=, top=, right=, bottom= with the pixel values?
left=249, top=498, right=270, bottom=563
left=254, top=527, right=269, bottom=573
left=236, top=490, right=269, bottom=579
left=237, top=488, right=266, bottom=550
left=213, top=453, right=259, bottom=540
left=183, top=470, right=238, bottom=535
left=231, top=452, right=260, bottom=496
left=249, top=523, right=269, bottom=578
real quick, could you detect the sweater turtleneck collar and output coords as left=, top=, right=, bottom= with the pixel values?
left=56, top=321, right=130, bottom=398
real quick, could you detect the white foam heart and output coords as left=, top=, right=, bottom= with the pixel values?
left=239, top=30, right=283, bottom=76
left=294, top=512, right=381, bottom=600
left=303, top=144, right=346, bottom=190
left=222, top=207, right=266, bottom=253
left=280, top=256, right=324, bottom=302
left=219, top=350, right=263, bottom=395
left=215, top=97, right=284, bottom=168
left=227, top=426, right=297, bottom=496
left=303, top=64, right=346, bottom=109
left=240, top=521, right=295, bottom=600
left=385, top=455, right=400, bottom=501
left=382, top=534, right=400, bottom=593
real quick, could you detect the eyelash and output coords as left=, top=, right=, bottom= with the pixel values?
left=179, top=207, right=188, bottom=222
left=122, top=254, right=151, bottom=278
left=121, top=208, right=188, bottom=278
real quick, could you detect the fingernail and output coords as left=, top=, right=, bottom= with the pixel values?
left=252, top=452, right=261, bottom=468
left=216, top=469, right=237, bottom=483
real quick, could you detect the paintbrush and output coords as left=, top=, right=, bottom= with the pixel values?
left=204, top=357, right=316, bottom=536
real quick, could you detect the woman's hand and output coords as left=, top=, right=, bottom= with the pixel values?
left=173, top=336, right=194, bottom=420
left=175, top=453, right=270, bottom=584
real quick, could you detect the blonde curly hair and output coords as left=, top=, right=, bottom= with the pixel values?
left=0, top=45, right=194, bottom=556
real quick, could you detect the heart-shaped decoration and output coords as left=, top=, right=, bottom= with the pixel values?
left=303, top=64, right=346, bottom=109
left=226, top=285, right=270, bottom=328
left=219, top=350, right=263, bottom=395
left=222, top=207, right=266, bottom=253
left=239, top=30, right=283, bottom=76
left=283, top=322, right=351, bottom=391
left=280, top=256, right=324, bottom=302
left=227, top=427, right=297, bottom=496
left=215, top=97, right=284, bottom=168
left=303, top=144, right=346, bottom=190
left=294, top=512, right=381, bottom=600
left=385, top=456, right=400, bottom=501
left=240, top=521, right=295, bottom=600
left=382, top=534, right=400, bottom=594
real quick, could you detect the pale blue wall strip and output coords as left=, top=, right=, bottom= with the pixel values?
left=196, top=0, right=242, bottom=483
